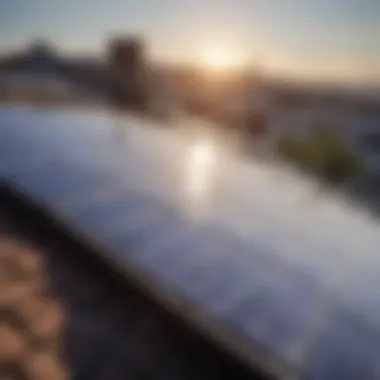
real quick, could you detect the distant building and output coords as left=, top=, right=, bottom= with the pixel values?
left=108, top=36, right=148, bottom=110
left=1, top=41, right=59, bottom=74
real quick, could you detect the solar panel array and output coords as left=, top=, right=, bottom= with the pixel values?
left=0, top=196, right=256, bottom=380
left=1, top=106, right=380, bottom=380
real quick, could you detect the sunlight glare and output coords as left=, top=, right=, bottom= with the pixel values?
left=199, top=46, right=244, bottom=72
left=185, top=138, right=218, bottom=214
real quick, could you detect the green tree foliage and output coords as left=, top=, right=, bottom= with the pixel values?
left=277, top=130, right=366, bottom=184
left=277, top=135, right=310, bottom=170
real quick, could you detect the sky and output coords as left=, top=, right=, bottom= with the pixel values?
left=1, top=0, right=379, bottom=85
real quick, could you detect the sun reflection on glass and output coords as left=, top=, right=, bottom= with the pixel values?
left=185, top=138, right=218, bottom=214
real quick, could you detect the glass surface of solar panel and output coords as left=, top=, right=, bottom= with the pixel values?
left=2, top=106, right=380, bottom=380
left=304, top=311, right=380, bottom=380
left=7, top=158, right=113, bottom=205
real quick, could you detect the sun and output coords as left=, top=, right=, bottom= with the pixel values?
left=199, top=46, right=244, bottom=73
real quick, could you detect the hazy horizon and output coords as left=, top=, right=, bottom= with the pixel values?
left=1, top=0, right=379, bottom=87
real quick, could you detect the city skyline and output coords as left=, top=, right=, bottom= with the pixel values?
left=1, top=0, right=379, bottom=86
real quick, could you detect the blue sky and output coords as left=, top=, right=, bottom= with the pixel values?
left=1, top=0, right=379, bottom=84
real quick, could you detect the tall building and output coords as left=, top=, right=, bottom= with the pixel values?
left=108, top=36, right=148, bottom=110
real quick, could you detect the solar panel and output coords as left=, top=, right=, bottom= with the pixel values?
left=1, top=106, right=380, bottom=379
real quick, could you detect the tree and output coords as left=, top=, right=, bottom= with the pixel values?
left=277, top=131, right=366, bottom=184
left=277, top=134, right=311, bottom=170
